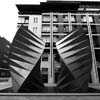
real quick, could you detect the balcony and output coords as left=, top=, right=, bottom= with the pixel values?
left=18, top=16, right=29, bottom=24
left=42, top=26, right=50, bottom=33
left=42, top=15, right=50, bottom=23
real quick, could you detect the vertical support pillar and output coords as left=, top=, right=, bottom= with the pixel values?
left=86, top=14, right=99, bottom=84
left=68, top=13, right=72, bottom=32
left=48, top=12, right=54, bottom=84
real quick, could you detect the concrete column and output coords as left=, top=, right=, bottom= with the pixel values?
left=68, top=13, right=72, bottom=32
left=48, top=13, right=54, bottom=84
left=86, top=14, right=99, bottom=84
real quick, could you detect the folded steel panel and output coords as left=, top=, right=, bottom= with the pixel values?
left=9, top=26, right=45, bottom=92
left=56, top=28, right=92, bottom=92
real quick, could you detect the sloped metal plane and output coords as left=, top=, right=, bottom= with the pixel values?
left=8, top=26, right=92, bottom=92
left=56, top=28, right=92, bottom=92
left=9, top=26, right=45, bottom=92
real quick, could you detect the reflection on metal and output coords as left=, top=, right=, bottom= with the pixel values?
left=9, top=26, right=45, bottom=92
left=56, top=28, right=92, bottom=92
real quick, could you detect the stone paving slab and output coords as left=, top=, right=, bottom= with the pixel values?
left=0, top=94, right=100, bottom=100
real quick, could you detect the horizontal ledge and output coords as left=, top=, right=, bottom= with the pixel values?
left=0, top=93, right=100, bottom=96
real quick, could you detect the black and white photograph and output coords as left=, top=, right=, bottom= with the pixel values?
left=0, top=0, right=100, bottom=99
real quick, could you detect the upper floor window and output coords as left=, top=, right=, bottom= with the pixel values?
left=33, top=27, right=37, bottom=33
left=33, top=17, right=38, bottom=23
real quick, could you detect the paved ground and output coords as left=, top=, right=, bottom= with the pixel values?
left=0, top=95, right=100, bottom=100
left=1, top=87, right=100, bottom=93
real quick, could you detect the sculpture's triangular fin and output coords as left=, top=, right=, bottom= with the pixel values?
left=56, top=28, right=92, bottom=92
left=9, top=26, right=45, bottom=92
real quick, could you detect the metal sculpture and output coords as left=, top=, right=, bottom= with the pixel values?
left=56, top=28, right=92, bottom=92
left=9, top=26, right=45, bottom=92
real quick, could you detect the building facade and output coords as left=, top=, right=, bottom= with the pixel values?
left=16, top=0, right=100, bottom=90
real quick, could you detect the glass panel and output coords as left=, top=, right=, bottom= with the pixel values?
left=71, top=15, right=87, bottom=23
left=53, top=25, right=69, bottom=33
left=63, top=15, right=68, bottom=23
left=53, top=35, right=65, bottom=42
left=81, top=15, right=87, bottom=23
left=90, top=15, right=100, bottom=24
left=41, top=68, right=48, bottom=72
left=17, top=24, right=28, bottom=29
left=95, top=49, right=100, bottom=62
left=93, top=36, right=100, bottom=47
left=53, top=49, right=61, bottom=83
left=45, top=42, right=50, bottom=47
left=42, top=56, right=48, bottom=61
left=91, top=25, right=100, bottom=34
left=42, top=36, right=50, bottom=42
left=53, top=15, right=66, bottom=23
left=71, top=15, right=76, bottom=23
left=63, top=25, right=69, bottom=33
left=53, top=15, right=69, bottom=23
left=97, top=68, right=100, bottom=82
left=58, top=25, right=64, bottom=33
left=72, top=25, right=78, bottom=30
left=53, top=15, right=58, bottom=23
left=42, top=25, right=50, bottom=33
left=88, top=15, right=94, bottom=23
left=53, top=37, right=58, bottom=42
left=41, top=51, right=50, bottom=84
left=72, top=25, right=88, bottom=32
left=92, top=24, right=100, bottom=69
left=53, top=25, right=58, bottom=33
left=18, top=16, right=29, bottom=23
left=42, top=15, right=50, bottom=22
left=0, top=70, right=10, bottom=77
left=41, top=74, right=48, bottom=83
left=58, top=15, right=64, bottom=23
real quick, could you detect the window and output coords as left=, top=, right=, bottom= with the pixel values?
left=63, top=15, right=68, bottom=22
left=42, top=25, right=50, bottom=32
left=42, top=56, right=48, bottom=61
left=0, top=70, right=10, bottom=77
left=41, top=68, right=48, bottom=72
left=45, top=43, right=50, bottom=47
left=98, top=68, right=100, bottom=82
left=81, top=16, right=87, bottom=22
left=24, top=17, right=29, bottom=23
left=71, top=16, right=76, bottom=22
left=89, top=16, right=93, bottom=23
left=33, top=27, right=37, bottom=33
left=53, top=42, right=56, bottom=47
left=18, top=17, right=24, bottom=23
left=53, top=25, right=58, bottom=32
left=18, top=16, right=29, bottom=23
left=24, top=26, right=28, bottom=30
left=43, top=15, right=50, bottom=22
left=53, top=15, right=58, bottom=22
left=42, top=74, right=48, bottom=83
left=64, top=25, right=69, bottom=32
left=33, top=17, right=38, bottom=23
